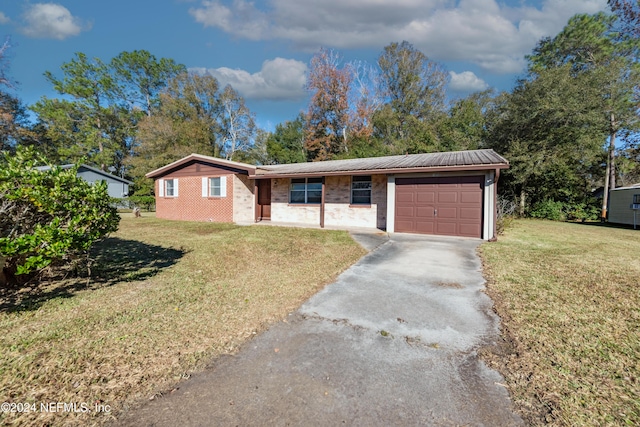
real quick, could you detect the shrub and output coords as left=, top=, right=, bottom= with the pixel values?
left=529, top=199, right=566, bottom=221
left=128, top=194, right=156, bottom=211
left=0, top=149, right=120, bottom=286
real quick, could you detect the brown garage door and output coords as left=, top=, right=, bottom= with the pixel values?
left=395, top=176, right=484, bottom=238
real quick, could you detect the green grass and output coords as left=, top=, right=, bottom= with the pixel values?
left=0, top=216, right=366, bottom=426
left=480, top=220, right=640, bottom=426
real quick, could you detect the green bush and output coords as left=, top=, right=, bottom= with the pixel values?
left=529, top=199, right=566, bottom=221
left=0, top=148, right=120, bottom=285
left=128, top=194, right=156, bottom=211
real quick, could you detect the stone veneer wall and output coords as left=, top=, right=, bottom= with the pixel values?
left=269, top=175, right=387, bottom=229
left=233, top=174, right=255, bottom=222
left=324, top=174, right=386, bottom=229
left=270, top=177, right=321, bottom=224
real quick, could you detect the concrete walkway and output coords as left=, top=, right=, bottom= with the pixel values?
left=117, top=234, right=522, bottom=426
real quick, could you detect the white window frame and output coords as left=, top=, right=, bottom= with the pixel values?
left=202, top=176, right=227, bottom=198
left=160, top=178, right=178, bottom=197
left=351, top=175, right=372, bottom=205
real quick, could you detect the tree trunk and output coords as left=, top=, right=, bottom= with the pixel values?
left=602, top=114, right=617, bottom=220
left=519, top=188, right=526, bottom=217
left=609, top=129, right=616, bottom=191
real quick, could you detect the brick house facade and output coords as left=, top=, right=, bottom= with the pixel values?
left=147, top=151, right=509, bottom=240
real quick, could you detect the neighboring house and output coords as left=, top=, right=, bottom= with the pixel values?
left=146, top=149, right=509, bottom=240
left=608, top=183, right=640, bottom=228
left=36, top=164, right=132, bottom=199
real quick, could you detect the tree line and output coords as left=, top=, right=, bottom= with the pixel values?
left=1, top=0, right=639, bottom=220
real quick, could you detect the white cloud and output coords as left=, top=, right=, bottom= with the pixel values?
left=20, top=3, right=88, bottom=40
left=190, top=57, right=308, bottom=100
left=189, top=0, right=268, bottom=40
left=449, top=71, right=488, bottom=92
left=0, top=12, right=10, bottom=24
left=189, top=0, right=608, bottom=74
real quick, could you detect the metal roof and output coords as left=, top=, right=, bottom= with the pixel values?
left=254, top=149, right=508, bottom=177
left=612, top=183, right=640, bottom=191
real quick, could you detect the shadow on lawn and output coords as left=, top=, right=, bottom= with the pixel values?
left=570, top=220, right=639, bottom=231
left=0, top=237, right=186, bottom=313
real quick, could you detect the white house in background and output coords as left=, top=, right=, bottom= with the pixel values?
left=608, top=183, right=640, bottom=228
left=36, top=164, right=132, bottom=199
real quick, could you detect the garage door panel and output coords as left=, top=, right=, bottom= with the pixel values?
left=395, top=176, right=484, bottom=237
left=416, top=192, right=435, bottom=203
left=436, top=222, right=458, bottom=235
left=396, top=192, right=415, bottom=203
left=460, top=191, right=482, bottom=203
left=460, top=207, right=481, bottom=219
left=415, top=221, right=435, bottom=234
left=437, top=207, right=458, bottom=219
left=396, top=206, right=415, bottom=217
left=459, top=223, right=482, bottom=237
left=438, top=192, right=458, bottom=203
left=416, top=206, right=435, bottom=218
left=395, top=220, right=415, bottom=232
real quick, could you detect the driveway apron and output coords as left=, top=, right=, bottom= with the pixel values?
left=117, top=233, right=522, bottom=426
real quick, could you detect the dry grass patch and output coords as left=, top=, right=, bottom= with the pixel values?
left=0, top=216, right=366, bottom=426
left=480, top=220, right=640, bottom=426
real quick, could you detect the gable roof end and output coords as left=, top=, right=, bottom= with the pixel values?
left=145, top=154, right=257, bottom=178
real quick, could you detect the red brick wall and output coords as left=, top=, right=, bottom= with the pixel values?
left=155, top=175, right=234, bottom=222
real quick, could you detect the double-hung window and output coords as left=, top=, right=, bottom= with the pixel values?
left=202, top=176, right=227, bottom=197
left=161, top=178, right=178, bottom=197
left=351, top=176, right=372, bottom=205
left=290, top=178, right=322, bottom=204
left=209, top=177, right=222, bottom=196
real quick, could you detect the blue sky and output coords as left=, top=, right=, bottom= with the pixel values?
left=0, top=0, right=608, bottom=131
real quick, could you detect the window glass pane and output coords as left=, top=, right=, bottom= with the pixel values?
left=209, top=177, right=221, bottom=196
left=307, top=191, right=322, bottom=203
left=290, top=190, right=305, bottom=203
left=307, top=177, right=323, bottom=184
left=352, top=195, right=371, bottom=204
left=165, top=179, right=174, bottom=196
left=352, top=182, right=372, bottom=190
left=352, top=175, right=371, bottom=182
left=291, top=178, right=305, bottom=184
left=307, top=182, right=322, bottom=191
left=291, top=183, right=306, bottom=191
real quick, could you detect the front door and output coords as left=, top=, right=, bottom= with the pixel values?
left=257, top=179, right=271, bottom=220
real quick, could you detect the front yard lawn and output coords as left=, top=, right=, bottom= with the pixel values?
left=480, top=220, right=640, bottom=426
left=0, top=216, right=366, bottom=426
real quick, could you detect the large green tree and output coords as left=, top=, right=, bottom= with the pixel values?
left=486, top=66, right=607, bottom=216
left=111, top=50, right=186, bottom=116
left=373, top=41, right=448, bottom=153
left=437, top=90, right=495, bottom=152
left=527, top=12, right=640, bottom=218
left=31, top=51, right=187, bottom=176
left=127, top=72, right=223, bottom=195
left=267, top=114, right=307, bottom=164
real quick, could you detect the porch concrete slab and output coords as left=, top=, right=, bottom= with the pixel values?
left=116, top=234, right=522, bottom=427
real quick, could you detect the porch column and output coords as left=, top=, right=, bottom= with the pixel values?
left=254, top=180, right=259, bottom=222
left=320, top=177, right=325, bottom=228
left=386, top=175, right=395, bottom=232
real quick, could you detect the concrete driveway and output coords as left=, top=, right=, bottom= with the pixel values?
left=117, top=233, right=522, bottom=426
